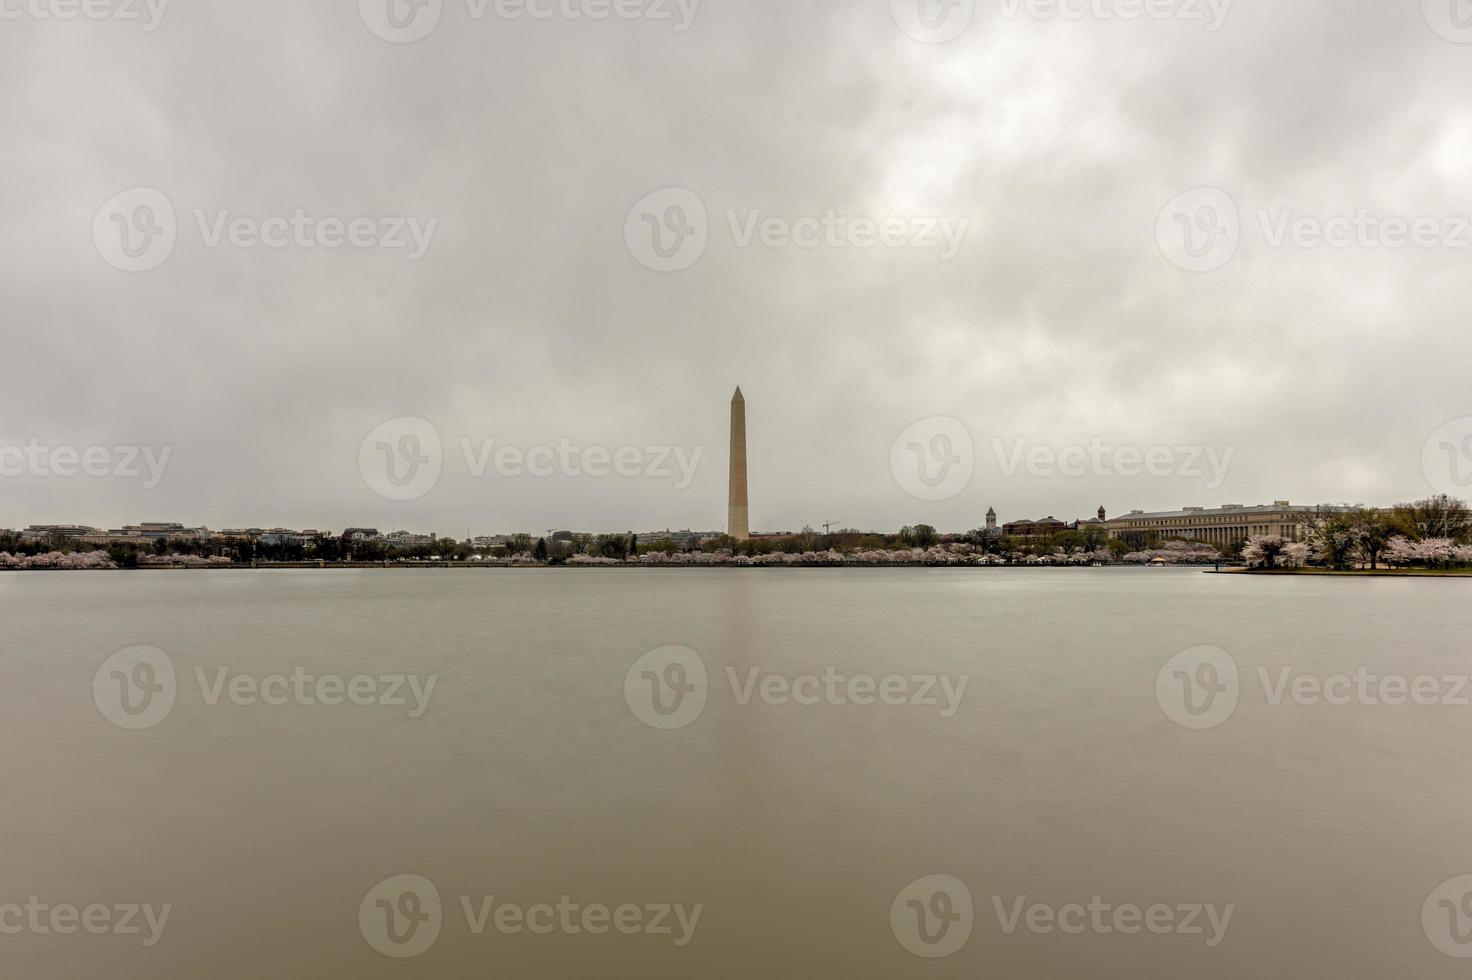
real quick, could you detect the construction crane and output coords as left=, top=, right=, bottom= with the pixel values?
left=822, top=522, right=841, bottom=535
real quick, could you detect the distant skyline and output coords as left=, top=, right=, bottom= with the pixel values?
left=4, top=3, right=1471, bottom=532
left=0, top=401, right=1464, bottom=533
left=1, top=487, right=1452, bottom=540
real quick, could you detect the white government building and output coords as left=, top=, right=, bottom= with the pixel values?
left=1105, top=502, right=1316, bottom=545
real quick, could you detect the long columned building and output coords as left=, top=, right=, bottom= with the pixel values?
left=1105, top=502, right=1314, bottom=545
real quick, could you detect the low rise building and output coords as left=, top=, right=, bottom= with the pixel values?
left=1002, top=517, right=1071, bottom=538
left=383, top=531, right=435, bottom=549
left=638, top=529, right=711, bottom=546
left=21, top=524, right=102, bottom=540
left=256, top=529, right=325, bottom=546
left=112, top=523, right=208, bottom=541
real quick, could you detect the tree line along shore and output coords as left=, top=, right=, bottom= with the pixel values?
left=3, top=495, right=1468, bottom=573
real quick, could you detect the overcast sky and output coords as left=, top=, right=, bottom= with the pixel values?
left=2, top=0, right=1470, bottom=535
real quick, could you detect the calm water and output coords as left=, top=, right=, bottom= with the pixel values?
left=1, top=568, right=1468, bottom=978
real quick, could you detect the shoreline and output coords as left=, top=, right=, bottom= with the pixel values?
left=8, top=562, right=1229, bottom=572
left=1211, top=567, right=1472, bottom=578
left=5, top=563, right=1469, bottom=576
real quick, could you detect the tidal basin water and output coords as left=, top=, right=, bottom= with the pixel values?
left=1, top=568, right=1468, bottom=978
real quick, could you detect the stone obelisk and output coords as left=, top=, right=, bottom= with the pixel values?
left=728, top=387, right=749, bottom=541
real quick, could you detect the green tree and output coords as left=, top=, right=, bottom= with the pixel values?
left=1392, top=495, right=1471, bottom=542
left=310, top=536, right=343, bottom=563
left=595, top=534, right=629, bottom=560
left=1053, top=530, right=1086, bottom=554
left=1307, top=506, right=1359, bottom=571
left=1349, top=507, right=1393, bottom=570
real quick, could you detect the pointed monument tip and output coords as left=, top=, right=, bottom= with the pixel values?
left=732, top=386, right=744, bottom=401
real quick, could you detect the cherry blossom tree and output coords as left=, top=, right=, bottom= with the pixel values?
left=1242, top=535, right=1282, bottom=569
left=1387, top=536, right=1464, bottom=569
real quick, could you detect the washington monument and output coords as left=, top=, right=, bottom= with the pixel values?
left=729, top=387, right=749, bottom=540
